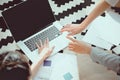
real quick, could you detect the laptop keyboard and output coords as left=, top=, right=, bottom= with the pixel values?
left=24, top=26, right=61, bottom=52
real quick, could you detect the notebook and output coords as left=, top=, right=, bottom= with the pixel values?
left=2, top=0, right=69, bottom=63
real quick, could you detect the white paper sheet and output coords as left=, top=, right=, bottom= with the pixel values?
left=82, top=24, right=113, bottom=50
left=91, top=14, right=120, bottom=45
left=33, top=53, right=79, bottom=80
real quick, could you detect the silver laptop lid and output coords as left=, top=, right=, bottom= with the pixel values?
left=2, top=0, right=56, bottom=42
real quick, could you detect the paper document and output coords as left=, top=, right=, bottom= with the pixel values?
left=33, top=53, right=79, bottom=80
left=91, top=14, right=120, bottom=45
left=82, top=24, right=113, bottom=50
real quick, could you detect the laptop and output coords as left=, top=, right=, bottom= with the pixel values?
left=2, top=0, right=69, bottom=63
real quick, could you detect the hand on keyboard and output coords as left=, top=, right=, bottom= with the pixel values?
left=36, top=38, right=55, bottom=60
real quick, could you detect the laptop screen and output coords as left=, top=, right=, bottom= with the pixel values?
left=2, top=0, right=56, bottom=42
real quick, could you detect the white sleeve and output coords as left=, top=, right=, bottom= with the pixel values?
left=105, top=0, right=119, bottom=7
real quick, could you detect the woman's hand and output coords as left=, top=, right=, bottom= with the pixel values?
left=36, top=38, right=54, bottom=59
left=31, top=38, right=54, bottom=78
left=67, top=36, right=91, bottom=54
left=61, top=24, right=85, bottom=36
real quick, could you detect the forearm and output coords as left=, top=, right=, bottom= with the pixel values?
left=80, top=0, right=110, bottom=29
left=90, top=47, right=120, bottom=74
left=30, top=57, right=45, bottom=79
left=31, top=49, right=51, bottom=79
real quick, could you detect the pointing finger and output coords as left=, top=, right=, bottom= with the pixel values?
left=67, top=36, right=76, bottom=42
